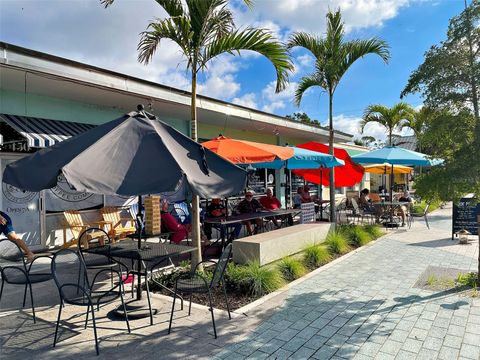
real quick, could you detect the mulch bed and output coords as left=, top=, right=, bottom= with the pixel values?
left=151, top=285, right=259, bottom=311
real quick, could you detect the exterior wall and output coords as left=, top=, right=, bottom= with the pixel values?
left=0, top=89, right=189, bottom=133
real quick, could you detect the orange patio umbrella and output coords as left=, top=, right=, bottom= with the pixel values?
left=201, top=135, right=294, bottom=164
left=363, top=163, right=412, bottom=174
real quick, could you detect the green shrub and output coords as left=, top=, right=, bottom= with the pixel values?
left=326, top=231, right=350, bottom=254
left=303, top=244, right=332, bottom=269
left=457, top=272, right=478, bottom=288
left=242, top=261, right=285, bottom=296
left=345, top=226, right=371, bottom=247
left=225, top=262, right=248, bottom=291
left=277, top=257, right=307, bottom=281
left=362, top=224, right=383, bottom=239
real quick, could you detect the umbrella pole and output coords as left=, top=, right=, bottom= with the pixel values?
left=390, top=165, right=394, bottom=225
left=136, top=195, right=143, bottom=300
left=289, top=170, right=292, bottom=208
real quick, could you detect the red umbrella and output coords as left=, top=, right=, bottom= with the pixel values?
left=293, top=142, right=364, bottom=187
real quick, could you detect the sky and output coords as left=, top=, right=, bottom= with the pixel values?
left=0, top=0, right=468, bottom=142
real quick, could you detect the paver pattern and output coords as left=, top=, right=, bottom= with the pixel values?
left=1, top=203, right=479, bottom=359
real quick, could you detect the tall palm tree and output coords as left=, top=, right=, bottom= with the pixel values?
left=360, top=102, right=415, bottom=146
left=287, top=9, right=390, bottom=222
left=103, top=0, right=293, bottom=266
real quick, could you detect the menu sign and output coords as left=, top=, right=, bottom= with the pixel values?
left=452, top=194, right=479, bottom=239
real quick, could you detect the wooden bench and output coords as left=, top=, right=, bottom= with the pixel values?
left=232, top=223, right=333, bottom=266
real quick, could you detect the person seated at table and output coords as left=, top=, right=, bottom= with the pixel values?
left=260, top=188, right=283, bottom=228
left=161, top=200, right=191, bottom=244
left=398, top=190, right=413, bottom=226
left=359, top=189, right=382, bottom=222
left=237, top=191, right=263, bottom=235
left=204, top=198, right=242, bottom=241
left=0, top=211, right=35, bottom=263
left=293, top=187, right=304, bottom=209
left=302, top=185, right=313, bottom=203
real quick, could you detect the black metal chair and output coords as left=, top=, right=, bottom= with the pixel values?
left=51, top=249, right=130, bottom=356
left=408, top=203, right=430, bottom=229
left=168, top=243, right=232, bottom=338
left=0, top=239, right=52, bottom=323
left=78, top=228, right=126, bottom=288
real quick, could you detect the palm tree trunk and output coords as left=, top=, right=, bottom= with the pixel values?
left=328, top=91, right=336, bottom=223
left=389, top=129, right=392, bottom=146
left=190, top=68, right=202, bottom=269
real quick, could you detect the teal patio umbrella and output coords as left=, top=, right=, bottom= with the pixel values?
left=250, top=146, right=344, bottom=207
left=352, top=146, right=442, bottom=226
left=251, top=146, right=345, bottom=170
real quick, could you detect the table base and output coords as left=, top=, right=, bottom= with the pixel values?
left=383, top=221, right=399, bottom=228
left=110, top=299, right=158, bottom=320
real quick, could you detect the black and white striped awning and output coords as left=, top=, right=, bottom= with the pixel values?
left=0, top=114, right=95, bottom=148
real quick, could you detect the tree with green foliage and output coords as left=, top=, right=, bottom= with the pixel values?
left=360, top=102, right=415, bottom=146
left=102, top=0, right=293, bottom=266
left=401, top=1, right=480, bottom=202
left=287, top=9, right=390, bottom=222
left=285, top=112, right=321, bottom=126
left=401, top=0, right=479, bottom=122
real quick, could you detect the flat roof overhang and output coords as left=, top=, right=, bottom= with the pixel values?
left=0, top=42, right=352, bottom=142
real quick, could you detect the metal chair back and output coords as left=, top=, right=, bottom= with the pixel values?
left=51, top=249, right=90, bottom=304
left=0, top=239, right=26, bottom=282
left=209, top=243, right=232, bottom=288
left=78, top=228, right=113, bottom=267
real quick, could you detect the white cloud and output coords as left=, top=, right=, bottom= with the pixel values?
left=237, top=0, right=410, bottom=35
left=232, top=93, right=258, bottom=109
left=262, top=101, right=286, bottom=113
left=260, top=80, right=298, bottom=114
left=297, top=54, right=314, bottom=67
left=332, top=114, right=385, bottom=141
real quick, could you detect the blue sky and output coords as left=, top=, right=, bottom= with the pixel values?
left=0, top=0, right=467, bottom=140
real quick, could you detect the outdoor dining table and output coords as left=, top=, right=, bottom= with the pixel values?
left=373, top=201, right=409, bottom=227
left=204, top=208, right=300, bottom=248
left=85, top=239, right=196, bottom=321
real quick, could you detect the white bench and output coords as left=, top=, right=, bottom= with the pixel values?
left=232, top=223, right=333, bottom=266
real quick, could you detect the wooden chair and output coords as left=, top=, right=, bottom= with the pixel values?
left=100, top=207, right=137, bottom=240
left=62, top=210, right=107, bottom=248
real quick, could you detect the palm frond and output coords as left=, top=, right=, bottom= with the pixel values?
left=325, top=9, right=345, bottom=51
left=339, top=38, right=390, bottom=79
left=155, top=0, right=184, bottom=17
left=204, top=28, right=293, bottom=92
left=360, top=114, right=388, bottom=133
left=137, top=17, right=192, bottom=66
left=294, top=74, right=323, bottom=106
left=287, top=32, right=324, bottom=58
left=100, top=0, right=114, bottom=8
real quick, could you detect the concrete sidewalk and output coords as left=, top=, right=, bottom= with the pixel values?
left=1, top=203, right=479, bottom=359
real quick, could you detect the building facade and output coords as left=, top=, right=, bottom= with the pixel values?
left=0, top=42, right=367, bottom=250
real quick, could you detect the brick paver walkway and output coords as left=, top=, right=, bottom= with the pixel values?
left=1, top=203, right=479, bottom=359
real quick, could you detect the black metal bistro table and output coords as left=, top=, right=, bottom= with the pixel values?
left=86, top=239, right=196, bottom=323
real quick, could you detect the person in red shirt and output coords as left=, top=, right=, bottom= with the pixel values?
left=161, top=200, right=191, bottom=244
left=260, top=188, right=283, bottom=228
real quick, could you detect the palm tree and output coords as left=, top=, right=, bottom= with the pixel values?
left=400, top=106, right=432, bottom=152
left=287, top=9, right=390, bottom=222
left=360, top=102, right=415, bottom=146
left=103, top=0, right=293, bottom=266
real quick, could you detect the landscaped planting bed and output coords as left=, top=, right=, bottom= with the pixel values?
left=148, top=224, right=385, bottom=310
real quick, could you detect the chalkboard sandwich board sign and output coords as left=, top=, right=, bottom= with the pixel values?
left=452, top=194, right=479, bottom=239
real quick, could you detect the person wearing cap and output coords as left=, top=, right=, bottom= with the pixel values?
left=0, top=211, right=35, bottom=263
left=236, top=191, right=263, bottom=235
